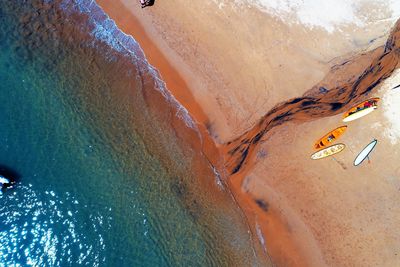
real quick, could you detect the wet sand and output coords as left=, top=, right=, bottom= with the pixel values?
left=97, top=0, right=400, bottom=266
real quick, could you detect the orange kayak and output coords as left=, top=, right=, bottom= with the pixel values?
left=342, top=98, right=379, bottom=122
left=314, top=126, right=347, bottom=150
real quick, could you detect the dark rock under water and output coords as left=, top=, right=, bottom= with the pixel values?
left=0, top=165, right=19, bottom=189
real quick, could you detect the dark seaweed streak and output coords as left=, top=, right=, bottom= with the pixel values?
left=231, top=146, right=250, bottom=175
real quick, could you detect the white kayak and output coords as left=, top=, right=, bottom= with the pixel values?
left=311, top=143, right=346, bottom=160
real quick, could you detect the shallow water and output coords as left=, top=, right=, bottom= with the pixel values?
left=0, top=1, right=262, bottom=266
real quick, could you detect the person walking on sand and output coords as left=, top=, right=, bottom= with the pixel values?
left=140, top=0, right=155, bottom=8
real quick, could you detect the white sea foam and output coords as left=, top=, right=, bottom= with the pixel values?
left=255, top=222, right=267, bottom=253
left=380, top=70, right=400, bottom=145
left=67, top=0, right=200, bottom=133
left=211, top=165, right=225, bottom=190
left=219, top=0, right=400, bottom=32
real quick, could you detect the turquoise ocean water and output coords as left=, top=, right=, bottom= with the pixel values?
left=0, top=1, right=263, bottom=266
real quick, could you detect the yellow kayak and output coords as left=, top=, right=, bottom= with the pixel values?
left=311, top=143, right=346, bottom=160
left=314, top=126, right=347, bottom=150
left=343, top=98, right=379, bottom=122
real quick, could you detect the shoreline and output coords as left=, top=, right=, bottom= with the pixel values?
left=94, top=0, right=209, bottom=127
left=94, top=0, right=271, bottom=263
left=96, top=1, right=400, bottom=266
left=96, top=1, right=312, bottom=265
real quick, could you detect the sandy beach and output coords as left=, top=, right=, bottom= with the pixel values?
left=97, top=0, right=400, bottom=266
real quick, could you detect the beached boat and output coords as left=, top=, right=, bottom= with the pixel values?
left=314, top=126, right=347, bottom=149
left=342, top=98, right=379, bottom=122
left=311, top=143, right=346, bottom=160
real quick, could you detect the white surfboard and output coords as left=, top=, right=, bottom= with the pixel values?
left=354, top=139, right=377, bottom=166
